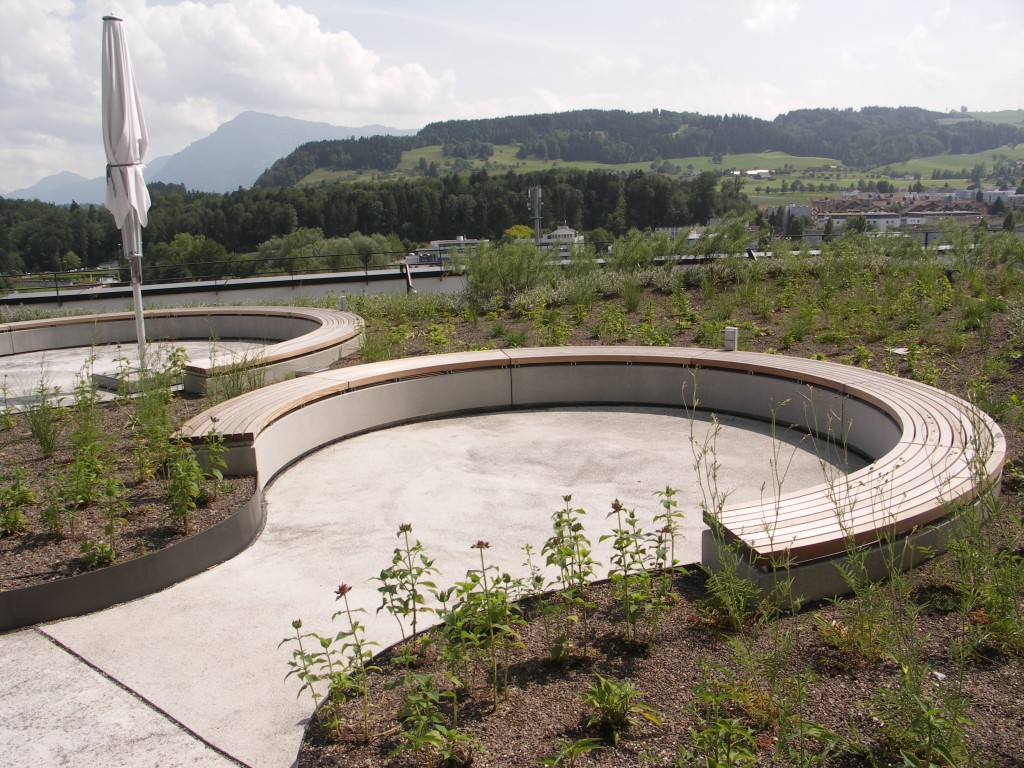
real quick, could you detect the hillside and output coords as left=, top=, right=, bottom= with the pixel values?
left=255, top=107, right=1024, bottom=188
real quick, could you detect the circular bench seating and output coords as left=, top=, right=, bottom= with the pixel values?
left=0, top=306, right=363, bottom=393
left=180, top=346, right=1005, bottom=597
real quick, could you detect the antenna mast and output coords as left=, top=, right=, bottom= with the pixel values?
left=528, top=186, right=543, bottom=245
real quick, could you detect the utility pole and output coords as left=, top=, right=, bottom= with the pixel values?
left=528, top=186, right=543, bottom=246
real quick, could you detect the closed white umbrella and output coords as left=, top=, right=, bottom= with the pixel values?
left=102, top=15, right=150, bottom=368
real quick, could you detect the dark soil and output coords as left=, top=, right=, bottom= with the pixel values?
left=297, top=560, right=1024, bottom=767
left=0, top=395, right=254, bottom=591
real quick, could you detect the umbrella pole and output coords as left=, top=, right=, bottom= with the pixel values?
left=126, top=211, right=147, bottom=371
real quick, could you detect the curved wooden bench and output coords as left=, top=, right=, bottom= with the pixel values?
left=0, top=306, right=363, bottom=393
left=179, top=346, right=1005, bottom=600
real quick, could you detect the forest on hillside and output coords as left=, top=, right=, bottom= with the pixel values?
left=0, top=169, right=748, bottom=277
left=5, top=106, right=1022, bottom=281
left=255, top=107, right=1024, bottom=188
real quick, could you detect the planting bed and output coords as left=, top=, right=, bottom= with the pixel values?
left=0, top=303, right=362, bottom=628
left=0, top=395, right=255, bottom=615
left=298, top=564, right=1024, bottom=768
left=1, top=248, right=1022, bottom=766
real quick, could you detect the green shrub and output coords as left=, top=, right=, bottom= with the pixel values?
left=359, top=325, right=408, bottom=362
left=167, top=440, right=205, bottom=534
left=457, top=242, right=553, bottom=305
left=622, top=279, right=644, bottom=312
left=592, top=305, right=629, bottom=343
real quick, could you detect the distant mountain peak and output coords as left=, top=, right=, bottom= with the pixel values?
left=7, top=171, right=104, bottom=205
left=6, top=113, right=418, bottom=204
left=147, top=113, right=416, bottom=192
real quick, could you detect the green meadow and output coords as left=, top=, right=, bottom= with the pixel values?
left=870, top=144, right=1024, bottom=177
left=936, top=109, right=1024, bottom=127
left=297, top=142, right=1022, bottom=202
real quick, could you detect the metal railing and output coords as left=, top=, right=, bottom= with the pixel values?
left=4, top=250, right=440, bottom=304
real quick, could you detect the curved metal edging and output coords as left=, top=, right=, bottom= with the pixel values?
left=0, top=488, right=263, bottom=632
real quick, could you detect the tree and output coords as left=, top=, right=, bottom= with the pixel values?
left=605, top=197, right=627, bottom=236
left=146, top=232, right=229, bottom=281
left=61, top=251, right=81, bottom=272
left=719, top=177, right=747, bottom=211
left=846, top=215, right=868, bottom=234
left=767, top=206, right=786, bottom=235
left=822, top=218, right=835, bottom=242
left=786, top=215, right=806, bottom=240
left=624, top=172, right=679, bottom=230
left=587, top=227, right=613, bottom=251
left=256, top=227, right=324, bottom=275
left=1003, top=211, right=1016, bottom=232
left=501, top=224, right=534, bottom=242
left=687, top=172, right=719, bottom=224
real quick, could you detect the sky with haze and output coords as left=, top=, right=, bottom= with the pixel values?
left=1, top=0, right=1021, bottom=192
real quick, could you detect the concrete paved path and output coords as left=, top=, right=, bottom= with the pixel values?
left=0, top=340, right=265, bottom=411
left=0, top=407, right=859, bottom=767
left=0, top=630, right=235, bottom=767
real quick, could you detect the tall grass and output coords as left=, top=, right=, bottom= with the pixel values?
left=24, top=375, right=63, bottom=457
left=206, top=346, right=268, bottom=403
left=456, top=242, right=553, bottom=308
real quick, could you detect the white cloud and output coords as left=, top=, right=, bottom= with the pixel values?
left=131, top=0, right=457, bottom=123
left=742, top=0, right=799, bottom=32
left=575, top=55, right=643, bottom=79
left=0, top=0, right=457, bottom=189
left=1, top=0, right=1022, bottom=193
left=902, top=22, right=930, bottom=50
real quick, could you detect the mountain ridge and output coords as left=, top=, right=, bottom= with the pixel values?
left=9, top=107, right=1021, bottom=203
left=255, top=106, right=1024, bottom=188
left=6, top=112, right=416, bottom=204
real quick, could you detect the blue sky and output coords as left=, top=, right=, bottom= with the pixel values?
left=2, top=0, right=1021, bottom=191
